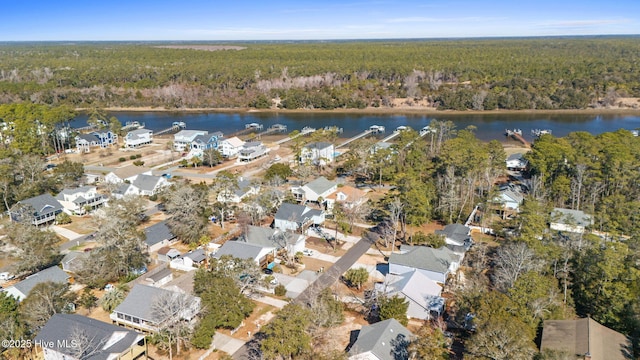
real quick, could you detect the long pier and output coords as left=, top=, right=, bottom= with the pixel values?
left=508, top=132, right=530, bottom=147
left=336, top=129, right=373, bottom=148
left=381, top=131, right=401, bottom=142
left=256, top=124, right=287, bottom=139
left=275, top=127, right=316, bottom=145
left=156, top=124, right=185, bottom=136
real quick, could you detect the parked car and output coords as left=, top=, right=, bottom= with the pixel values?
left=0, top=272, right=15, bottom=281
left=262, top=268, right=273, bottom=275
left=302, top=249, right=314, bottom=256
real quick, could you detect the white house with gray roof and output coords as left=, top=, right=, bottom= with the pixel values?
left=35, top=314, right=146, bottom=360
left=291, top=176, right=338, bottom=203
left=435, top=223, right=473, bottom=251
left=173, top=130, right=208, bottom=151
left=9, top=193, right=63, bottom=226
left=213, top=240, right=274, bottom=266
left=219, top=136, right=245, bottom=158
left=110, top=284, right=200, bottom=333
left=301, top=142, right=335, bottom=165
left=104, top=165, right=152, bottom=184
left=144, top=220, right=177, bottom=252
left=240, top=225, right=306, bottom=257
left=550, top=207, right=593, bottom=234
left=389, top=245, right=460, bottom=284
left=506, top=152, right=528, bottom=170
left=274, top=202, right=325, bottom=233
left=217, top=177, right=261, bottom=203
left=375, top=271, right=444, bottom=321
left=238, top=141, right=269, bottom=162
left=56, top=186, right=107, bottom=215
left=4, top=266, right=69, bottom=302
left=124, top=128, right=153, bottom=148
left=112, top=174, right=170, bottom=199
left=348, top=318, right=414, bottom=360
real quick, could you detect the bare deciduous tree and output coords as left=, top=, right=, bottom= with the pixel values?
left=150, top=292, right=197, bottom=360
left=492, top=242, right=542, bottom=291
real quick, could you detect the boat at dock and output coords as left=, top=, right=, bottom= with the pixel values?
left=505, top=128, right=522, bottom=136
left=172, top=121, right=187, bottom=129
left=531, top=129, right=552, bottom=137
left=122, top=121, right=145, bottom=131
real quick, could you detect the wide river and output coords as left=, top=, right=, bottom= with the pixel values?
left=71, top=112, right=640, bottom=142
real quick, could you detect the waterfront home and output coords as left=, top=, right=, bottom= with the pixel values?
left=190, top=131, right=224, bottom=152
left=35, top=314, right=146, bottom=360
left=75, top=130, right=118, bottom=153
left=124, top=128, right=153, bottom=148
left=291, top=176, right=337, bottom=204
left=110, top=284, right=200, bottom=333
left=144, top=220, right=177, bottom=253
left=550, top=208, right=593, bottom=234
left=104, top=165, right=152, bottom=184
left=375, top=270, right=444, bottom=320
left=9, top=193, right=63, bottom=226
left=347, top=318, right=413, bottom=360
left=506, top=153, right=528, bottom=170
left=55, top=186, right=107, bottom=215
left=219, top=136, right=245, bottom=158
left=238, top=141, right=269, bottom=162
left=3, top=266, right=69, bottom=302
left=301, top=142, right=335, bottom=165
left=388, top=245, right=460, bottom=284
left=173, top=130, right=208, bottom=151
left=274, top=202, right=325, bottom=233
left=541, top=318, right=631, bottom=360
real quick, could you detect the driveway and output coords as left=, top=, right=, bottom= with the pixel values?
left=50, top=225, right=84, bottom=241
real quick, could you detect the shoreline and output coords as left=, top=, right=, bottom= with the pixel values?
left=76, top=106, right=640, bottom=116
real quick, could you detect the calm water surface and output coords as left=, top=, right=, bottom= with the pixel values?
left=71, top=112, right=640, bottom=142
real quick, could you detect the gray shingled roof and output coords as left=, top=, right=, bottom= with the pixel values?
left=551, top=208, right=594, bottom=228
left=56, top=186, right=95, bottom=199
left=435, top=224, right=471, bottom=244
left=113, top=284, right=198, bottom=323
left=213, top=241, right=264, bottom=261
left=144, top=221, right=176, bottom=247
left=304, top=177, right=336, bottom=196
left=235, top=178, right=254, bottom=197
left=275, top=202, right=324, bottom=223
left=35, top=314, right=142, bottom=360
left=15, top=193, right=63, bottom=217
left=501, top=189, right=524, bottom=204
left=305, top=142, right=332, bottom=150
left=185, top=249, right=206, bottom=263
left=349, top=318, right=413, bottom=360
left=147, top=268, right=173, bottom=283
left=132, top=174, right=162, bottom=192
left=389, top=246, right=459, bottom=274
left=242, top=225, right=277, bottom=248
left=507, top=153, right=524, bottom=161
left=11, top=266, right=69, bottom=298
left=77, top=133, right=99, bottom=143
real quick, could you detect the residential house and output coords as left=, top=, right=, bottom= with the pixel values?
left=435, top=224, right=473, bottom=251
left=145, top=221, right=177, bottom=253
left=219, top=136, right=245, bottom=158
left=506, top=153, right=528, bottom=170
left=104, top=165, right=152, bottom=184
left=56, top=186, right=107, bottom=215
left=110, top=284, right=200, bottom=333
left=495, top=187, right=524, bottom=212
left=4, top=266, right=70, bottom=301
left=348, top=318, right=414, bottom=360
left=274, top=202, right=325, bottom=233
left=173, top=130, right=208, bottom=152
left=213, top=240, right=273, bottom=267
left=238, top=141, right=269, bottom=162
left=169, top=249, right=207, bottom=271
left=388, top=245, right=461, bottom=284
left=375, top=271, right=444, bottom=320
left=325, top=185, right=368, bottom=212
left=190, top=131, right=224, bottom=153
left=9, top=193, right=63, bottom=226
left=370, top=141, right=394, bottom=155
left=550, top=208, right=593, bottom=234
left=157, top=247, right=181, bottom=263
left=217, top=177, right=261, bottom=203
left=240, top=225, right=306, bottom=258
left=124, top=128, right=153, bottom=148
left=144, top=267, right=173, bottom=287
left=112, top=174, right=170, bottom=199
left=540, top=318, right=632, bottom=360
left=291, top=176, right=337, bottom=204
left=301, top=142, right=335, bottom=165
left=61, top=251, right=89, bottom=273
left=35, top=314, right=146, bottom=360
left=75, top=130, right=118, bottom=153
left=184, top=249, right=207, bottom=267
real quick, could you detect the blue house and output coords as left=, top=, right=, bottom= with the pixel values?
left=75, top=130, right=118, bottom=152
left=191, top=131, right=224, bottom=152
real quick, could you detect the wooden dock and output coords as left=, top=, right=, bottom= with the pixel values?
left=381, top=130, right=403, bottom=142
left=275, top=127, right=316, bottom=145
left=336, top=129, right=373, bottom=148
left=156, top=123, right=185, bottom=136
left=507, top=132, right=530, bottom=147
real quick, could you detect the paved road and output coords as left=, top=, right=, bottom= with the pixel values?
left=231, top=234, right=375, bottom=359
left=295, top=234, right=374, bottom=305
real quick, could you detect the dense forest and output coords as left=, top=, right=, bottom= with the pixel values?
left=1, top=37, right=640, bottom=110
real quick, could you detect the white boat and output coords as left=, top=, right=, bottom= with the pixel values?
left=172, top=121, right=186, bottom=128
left=531, top=129, right=552, bottom=137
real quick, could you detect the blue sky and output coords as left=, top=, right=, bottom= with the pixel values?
left=1, top=0, right=638, bottom=41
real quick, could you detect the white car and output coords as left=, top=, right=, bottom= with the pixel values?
left=302, top=249, right=314, bottom=256
left=0, top=272, right=14, bottom=281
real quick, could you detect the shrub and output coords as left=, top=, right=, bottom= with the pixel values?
left=55, top=212, right=72, bottom=225
left=129, top=155, right=137, bottom=160
left=118, top=157, right=126, bottom=162
left=132, top=160, right=144, bottom=166
left=274, top=284, right=287, bottom=296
